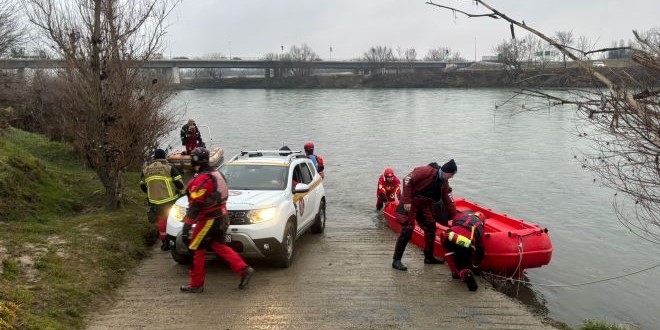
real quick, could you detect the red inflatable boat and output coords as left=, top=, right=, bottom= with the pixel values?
left=383, top=199, right=553, bottom=278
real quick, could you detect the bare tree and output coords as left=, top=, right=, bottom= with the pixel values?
left=424, top=46, right=465, bottom=62
left=427, top=0, right=660, bottom=242
left=23, top=0, right=179, bottom=209
left=0, top=0, right=25, bottom=57
left=281, top=43, right=319, bottom=77
left=364, top=45, right=396, bottom=74
left=554, top=30, right=575, bottom=68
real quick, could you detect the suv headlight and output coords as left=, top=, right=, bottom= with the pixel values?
left=169, top=204, right=187, bottom=222
left=246, top=207, right=277, bottom=224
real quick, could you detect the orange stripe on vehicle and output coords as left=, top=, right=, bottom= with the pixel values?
left=293, top=179, right=322, bottom=202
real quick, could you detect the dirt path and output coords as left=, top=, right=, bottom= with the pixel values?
left=86, top=222, right=554, bottom=329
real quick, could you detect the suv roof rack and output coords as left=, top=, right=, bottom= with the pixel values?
left=230, top=149, right=308, bottom=163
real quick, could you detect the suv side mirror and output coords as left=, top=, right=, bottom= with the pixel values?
left=294, top=183, right=310, bottom=193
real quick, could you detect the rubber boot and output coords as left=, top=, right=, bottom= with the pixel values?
left=180, top=285, right=204, bottom=293
left=392, top=229, right=410, bottom=271
left=239, top=267, right=255, bottom=289
left=459, top=269, right=478, bottom=291
left=423, top=228, right=443, bottom=264
left=392, top=259, right=408, bottom=271
left=444, top=252, right=460, bottom=279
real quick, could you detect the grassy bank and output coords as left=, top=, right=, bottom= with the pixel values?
left=0, top=128, right=154, bottom=330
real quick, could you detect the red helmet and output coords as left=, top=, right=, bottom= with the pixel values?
left=473, top=211, right=485, bottom=221
left=383, top=168, right=395, bottom=178
left=304, top=142, right=315, bottom=151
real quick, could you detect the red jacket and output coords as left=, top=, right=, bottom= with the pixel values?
left=401, top=162, right=457, bottom=219
left=183, top=168, right=229, bottom=225
left=377, top=175, right=401, bottom=201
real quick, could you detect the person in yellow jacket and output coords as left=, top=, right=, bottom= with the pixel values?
left=140, top=149, right=185, bottom=250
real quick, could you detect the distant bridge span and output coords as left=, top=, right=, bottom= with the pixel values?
left=0, top=58, right=473, bottom=70
left=0, top=58, right=474, bottom=83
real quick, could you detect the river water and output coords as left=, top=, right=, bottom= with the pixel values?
left=170, top=88, right=659, bottom=329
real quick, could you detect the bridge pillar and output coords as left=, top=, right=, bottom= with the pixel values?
left=165, top=66, right=180, bottom=84
left=16, top=68, right=25, bottom=81
left=264, top=68, right=271, bottom=79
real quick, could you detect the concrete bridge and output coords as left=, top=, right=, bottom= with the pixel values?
left=0, top=58, right=473, bottom=83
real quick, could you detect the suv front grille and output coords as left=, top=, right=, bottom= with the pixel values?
left=228, top=210, right=249, bottom=225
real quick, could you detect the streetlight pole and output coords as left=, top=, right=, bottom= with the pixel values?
left=228, top=40, right=232, bottom=59
left=474, top=37, right=477, bottom=62
left=329, top=45, right=333, bottom=60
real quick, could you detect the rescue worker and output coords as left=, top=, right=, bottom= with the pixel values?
left=376, top=168, right=401, bottom=210
left=180, top=119, right=203, bottom=155
left=442, top=211, right=486, bottom=291
left=140, top=149, right=184, bottom=251
left=304, top=142, right=325, bottom=178
left=180, top=147, right=254, bottom=293
left=392, top=159, right=459, bottom=271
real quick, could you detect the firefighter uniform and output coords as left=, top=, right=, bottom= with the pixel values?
left=376, top=168, right=401, bottom=210
left=140, top=150, right=184, bottom=250
left=442, top=212, right=485, bottom=291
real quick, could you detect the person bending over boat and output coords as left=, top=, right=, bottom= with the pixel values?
left=140, top=149, right=185, bottom=251
left=180, top=119, right=203, bottom=155
left=441, top=211, right=486, bottom=291
left=392, top=159, right=459, bottom=271
left=304, top=142, right=325, bottom=178
left=376, top=168, right=401, bottom=210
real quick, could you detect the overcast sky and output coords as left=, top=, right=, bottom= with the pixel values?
left=164, top=0, right=660, bottom=61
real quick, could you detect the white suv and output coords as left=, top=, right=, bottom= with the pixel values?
left=166, top=149, right=326, bottom=267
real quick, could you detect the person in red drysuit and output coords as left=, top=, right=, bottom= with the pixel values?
left=180, top=147, right=254, bottom=293
left=376, top=167, right=401, bottom=210
left=441, top=211, right=486, bottom=291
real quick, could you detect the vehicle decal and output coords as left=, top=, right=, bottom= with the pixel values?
left=298, top=198, right=305, bottom=217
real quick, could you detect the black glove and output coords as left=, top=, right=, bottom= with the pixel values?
left=181, top=224, right=192, bottom=246
left=379, top=193, right=387, bottom=202
left=471, top=264, right=482, bottom=276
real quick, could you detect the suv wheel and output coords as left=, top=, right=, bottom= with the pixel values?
left=171, top=249, right=191, bottom=265
left=274, top=220, right=296, bottom=268
left=311, top=200, right=326, bottom=234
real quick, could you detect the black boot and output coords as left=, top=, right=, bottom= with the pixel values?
left=160, top=240, right=171, bottom=251
left=392, top=227, right=412, bottom=271
left=392, top=259, right=408, bottom=271
left=424, top=249, right=444, bottom=264
left=180, top=285, right=204, bottom=293
left=239, top=267, right=254, bottom=289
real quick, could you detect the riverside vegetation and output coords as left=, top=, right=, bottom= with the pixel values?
left=0, top=128, right=154, bottom=330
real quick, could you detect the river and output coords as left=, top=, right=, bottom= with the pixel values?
left=169, top=88, right=659, bottom=329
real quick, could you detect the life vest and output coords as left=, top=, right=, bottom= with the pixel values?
left=308, top=154, right=319, bottom=171
left=447, top=214, right=482, bottom=249
left=142, top=160, right=182, bottom=205
left=196, top=170, right=229, bottom=207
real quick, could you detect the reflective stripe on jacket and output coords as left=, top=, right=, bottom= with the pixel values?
left=141, top=160, right=183, bottom=204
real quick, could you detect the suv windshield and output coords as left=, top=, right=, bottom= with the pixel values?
left=220, top=163, right=288, bottom=190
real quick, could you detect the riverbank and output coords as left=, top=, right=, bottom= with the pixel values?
left=178, top=66, right=650, bottom=89
left=0, top=128, right=153, bottom=329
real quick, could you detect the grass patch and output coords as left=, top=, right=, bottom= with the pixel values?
left=0, top=128, right=155, bottom=330
left=578, top=319, right=630, bottom=330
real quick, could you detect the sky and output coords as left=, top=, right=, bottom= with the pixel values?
left=164, top=0, right=660, bottom=61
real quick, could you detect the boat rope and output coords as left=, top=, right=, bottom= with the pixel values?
left=484, top=238, right=660, bottom=288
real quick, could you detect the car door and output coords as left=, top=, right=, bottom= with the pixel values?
left=293, top=162, right=315, bottom=229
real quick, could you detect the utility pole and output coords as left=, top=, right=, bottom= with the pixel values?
left=329, top=45, right=333, bottom=60
left=229, top=40, right=232, bottom=59
left=474, top=37, right=477, bottom=62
